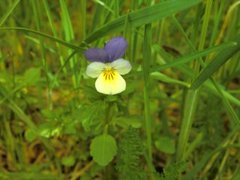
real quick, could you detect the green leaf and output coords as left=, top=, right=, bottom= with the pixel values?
left=113, top=116, right=143, bottom=128
left=61, top=155, right=76, bottom=167
left=90, top=134, right=117, bottom=166
left=85, top=0, right=201, bottom=43
left=155, top=136, right=175, bottom=154
left=25, top=129, right=37, bottom=142
left=23, top=67, right=41, bottom=85
left=77, top=102, right=104, bottom=131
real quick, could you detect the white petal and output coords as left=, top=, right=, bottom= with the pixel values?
left=110, top=59, right=132, bottom=75
left=86, top=62, right=106, bottom=78
left=95, top=71, right=126, bottom=95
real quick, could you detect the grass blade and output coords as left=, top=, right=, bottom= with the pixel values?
left=143, top=23, right=154, bottom=177
left=85, top=0, right=201, bottom=43
left=176, top=89, right=199, bottom=162
left=152, top=42, right=236, bottom=72
left=0, top=0, right=20, bottom=26
left=0, top=27, right=82, bottom=50
left=191, top=35, right=240, bottom=89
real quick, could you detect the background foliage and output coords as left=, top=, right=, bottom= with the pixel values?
left=0, top=0, right=240, bottom=179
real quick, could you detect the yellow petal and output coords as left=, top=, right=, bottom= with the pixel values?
left=95, top=70, right=126, bottom=95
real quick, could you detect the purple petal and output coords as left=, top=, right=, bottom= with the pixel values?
left=84, top=48, right=108, bottom=62
left=104, top=37, right=128, bottom=61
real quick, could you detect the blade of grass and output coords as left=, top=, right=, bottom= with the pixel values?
left=170, top=3, right=240, bottom=131
left=204, top=80, right=240, bottom=107
left=80, top=0, right=86, bottom=40
left=200, top=130, right=238, bottom=177
left=210, top=79, right=240, bottom=126
left=0, top=27, right=82, bottom=50
left=177, top=0, right=212, bottom=164
left=78, top=0, right=87, bottom=84
left=191, top=35, right=240, bottom=90
left=93, top=0, right=114, bottom=14
left=176, top=89, right=199, bottom=161
left=184, top=126, right=240, bottom=179
left=60, top=0, right=78, bottom=87
left=43, top=0, right=66, bottom=74
left=215, top=1, right=240, bottom=45
left=84, top=0, right=201, bottom=43
left=150, top=46, right=240, bottom=108
left=152, top=42, right=236, bottom=72
left=143, top=23, right=155, bottom=177
left=31, top=0, right=52, bottom=109
left=150, top=72, right=190, bottom=87
left=0, top=0, right=20, bottom=26
left=208, top=0, right=226, bottom=48
left=214, top=134, right=238, bottom=180
left=91, top=3, right=104, bottom=31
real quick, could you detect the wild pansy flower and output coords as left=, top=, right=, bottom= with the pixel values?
left=84, top=37, right=131, bottom=95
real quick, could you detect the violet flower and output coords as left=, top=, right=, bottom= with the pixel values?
left=84, top=37, right=132, bottom=95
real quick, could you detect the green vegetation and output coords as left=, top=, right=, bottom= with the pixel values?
left=0, top=0, right=240, bottom=179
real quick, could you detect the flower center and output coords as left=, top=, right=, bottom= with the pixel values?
left=103, top=67, right=115, bottom=80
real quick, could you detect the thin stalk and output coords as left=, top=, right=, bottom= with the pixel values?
left=176, top=89, right=199, bottom=161
left=214, top=133, right=238, bottom=180
left=31, top=0, right=52, bottom=110
left=80, top=0, right=86, bottom=40
left=215, top=1, right=240, bottom=45
left=0, top=0, right=20, bottom=26
left=198, top=0, right=213, bottom=51
left=143, top=23, right=154, bottom=177
left=78, top=0, right=87, bottom=85
left=176, top=0, right=213, bottom=164
left=43, top=0, right=66, bottom=74
left=210, top=79, right=240, bottom=126
left=200, top=129, right=239, bottom=177
left=3, top=116, right=16, bottom=166
left=193, top=0, right=213, bottom=71
left=60, top=0, right=78, bottom=87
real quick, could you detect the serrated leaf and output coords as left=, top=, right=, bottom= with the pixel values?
left=155, top=136, right=175, bottom=154
left=77, top=102, right=104, bottom=131
left=90, top=134, right=117, bottom=166
left=114, top=116, right=142, bottom=128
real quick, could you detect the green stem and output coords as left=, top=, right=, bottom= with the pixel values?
left=31, top=0, right=53, bottom=110
left=176, top=89, right=199, bottom=161
left=176, top=0, right=213, bottom=164
left=43, top=0, right=66, bottom=74
left=143, top=23, right=154, bottom=176
left=104, top=98, right=115, bottom=134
